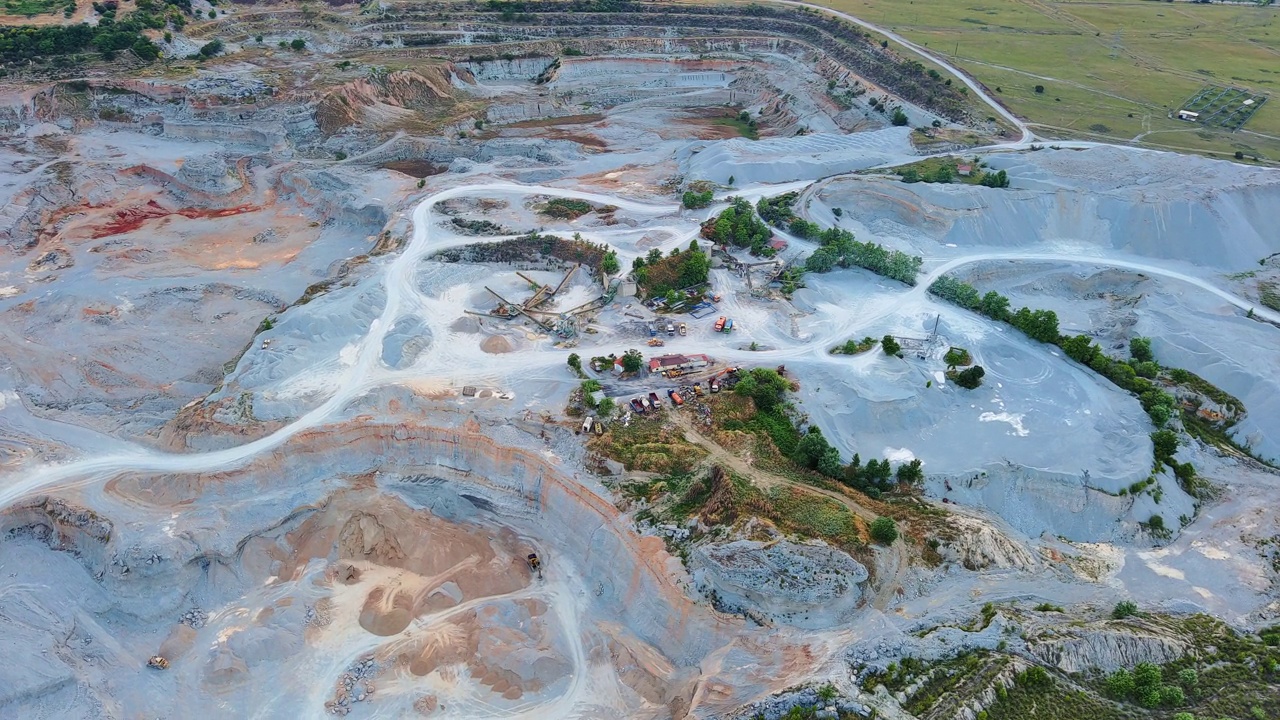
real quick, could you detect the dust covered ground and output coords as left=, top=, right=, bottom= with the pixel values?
left=0, top=4, right=1279, bottom=719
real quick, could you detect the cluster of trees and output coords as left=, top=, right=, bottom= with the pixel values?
left=882, top=334, right=901, bottom=355
left=980, top=169, right=1010, bottom=188
left=704, top=198, right=774, bottom=255
left=632, top=241, right=710, bottom=296
left=0, top=18, right=162, bottom=64
left=832, top=336, right=877, bottom=355
left=804, top=226, right=922, bottom=284
left=756, top=192, right=798, bottom=228
left=901, top=165, right=953, bottom=184
left=732, top=366, right=790, bottom=412
left=1104, top=662, right=1195, bottom=709
left=682, top=189, right=713, bottom=209
left=929, top=276, right=1059, bottom=343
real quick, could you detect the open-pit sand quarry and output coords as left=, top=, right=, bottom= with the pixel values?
left=1, top=2, right=1280, bottom=718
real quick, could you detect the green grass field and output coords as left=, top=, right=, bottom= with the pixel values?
left=812, top=0, right=1280, bottom=160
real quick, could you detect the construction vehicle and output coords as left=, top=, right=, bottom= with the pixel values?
left=147, top=656, right=169, bottom=670
left=678, top=322, right=687, bottom=336
left=630, top=398, right=646, bottom=414
left=714, top=316, right=726, bottom=332
left=648, top=392, right=662, bottom=407
left=649, top=324, right=657, bottom=337
left=723, top=318, right=734, bottom=333
left=527, top=553, right=543, bottom=579
left=647, top=338, right=665, bottom=347
left=668, top=389, right=684, bottom=407
left=641, top=396, right=654, bottom=411
left=709, top=377, right=720, bottom=393
left=667, top=321, right=675, bottom=336
left=582, top=416, right=595, bottom=434
left=593, top=420, right=604, bottom=436
left=693, top=384, right=704, bottom=396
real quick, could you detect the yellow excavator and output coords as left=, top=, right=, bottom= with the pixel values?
left=527, top=553, right=543, bottom=579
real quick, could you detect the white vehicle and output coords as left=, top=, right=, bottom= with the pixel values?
left=582, top=416, right=595, bottom=434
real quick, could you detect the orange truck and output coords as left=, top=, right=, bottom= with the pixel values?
left=714, top=316, right=726, bottom=331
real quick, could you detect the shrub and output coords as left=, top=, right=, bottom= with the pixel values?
left=1112, top=600, right=1139, bottom=619
left=891, top=107, right=909, bottom=126
left=954, top=365, right=985, bottom=389
left=870, top=516, right=898, bottom=544
left=881, top=335, right=901, bottom=355
left=290, top=38, right=306, bottom=51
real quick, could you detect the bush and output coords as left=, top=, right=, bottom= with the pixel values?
left=954, top=365, right=985, bottom=389
left=870, top=516, right=898, bottom=544
left=881, top=335, right=901, bottom=355
left=290, top=38, right=306, bottom=51
left=198, top=38, right=223, bottom=57
left=1112, top=600, right=1139, bottom=619
left=682, top=189, right=713, bottom=209
left=620, top=349, right=643, bottom=374
left=891, top=107, right=909, bottom=126
left=1130, top=336, right=1154, bottom=363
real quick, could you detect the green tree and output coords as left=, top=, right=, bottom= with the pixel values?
left=944, top=347, right=969, bottom=370
left=891, top=107, right=909, bottom=126
left=805, top=248, right=836, bottom=273
left=794, top=427, right=831, bottom=469
left=896, top=458, right=924, bottom=484
left=597, top=397, right=615, bottom=417
left=646, top=248, right=663, bottom=264
left=199, top=39, right=223, bottom=57
left=1176, top=668, right=1198, bottom=691
left=817, top=446, right=844, bottom=478
left=881, top=335, right=901, bottom=355
left=1106, top=668, right=1135, bottom=699
left=870, top=516, right=898, bottom=545
left=978, top=290, right=1010, bottom=320
left=1130, top=336, right=1154, bottom=363
left=290, top=38, right=306, bottom=51
left=601, top=251, right=620, bottom=276
left=1151, top=430, right=1178, bottom=463
left=733, top=367, right=790, bottom=411
left=620, top=349, right=643, bottom=374
left=954, top=366, right=985, bottom=389
left=1061, top=334, right=1099, bottom=365
left=567, top=353, right=582, bottom=374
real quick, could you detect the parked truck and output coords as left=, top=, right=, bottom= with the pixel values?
left=648, top=391, right=662, bottom=408
left=668, top=389, right=684, bottom=407
left=723, top=318, right=734, bottom=333
left=667, top=321, right=675, bottom=336
left=714, top=316, right=726, bottom=332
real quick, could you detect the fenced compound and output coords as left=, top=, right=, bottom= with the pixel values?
left=1176, top=85, right=1268, bottom=132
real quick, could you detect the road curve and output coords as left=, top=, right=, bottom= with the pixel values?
left=771, top=0, right=1034, bottom=145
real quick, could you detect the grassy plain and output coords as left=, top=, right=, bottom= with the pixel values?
left=810, top=0, right=1280, bottom=160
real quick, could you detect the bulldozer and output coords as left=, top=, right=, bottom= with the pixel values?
left=527, top=553, right=543, bottom=579
left=147, top=656, right=169, bottom=670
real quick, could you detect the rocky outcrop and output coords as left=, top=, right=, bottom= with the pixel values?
left=0, top=496, right=113, bottom=569
left=690, top=538, right=868, bottom=628
left=937, top=515, right=1039, bottom=571
left=1028, top=625, right=1189, bottom=673
left=314, top=67, right=464, bottom=135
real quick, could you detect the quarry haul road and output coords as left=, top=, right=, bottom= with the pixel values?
left=3, top=183, right=1276, bottom=513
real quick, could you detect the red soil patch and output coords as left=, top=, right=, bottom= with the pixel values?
left=92, top=200, right=260, bottom=239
